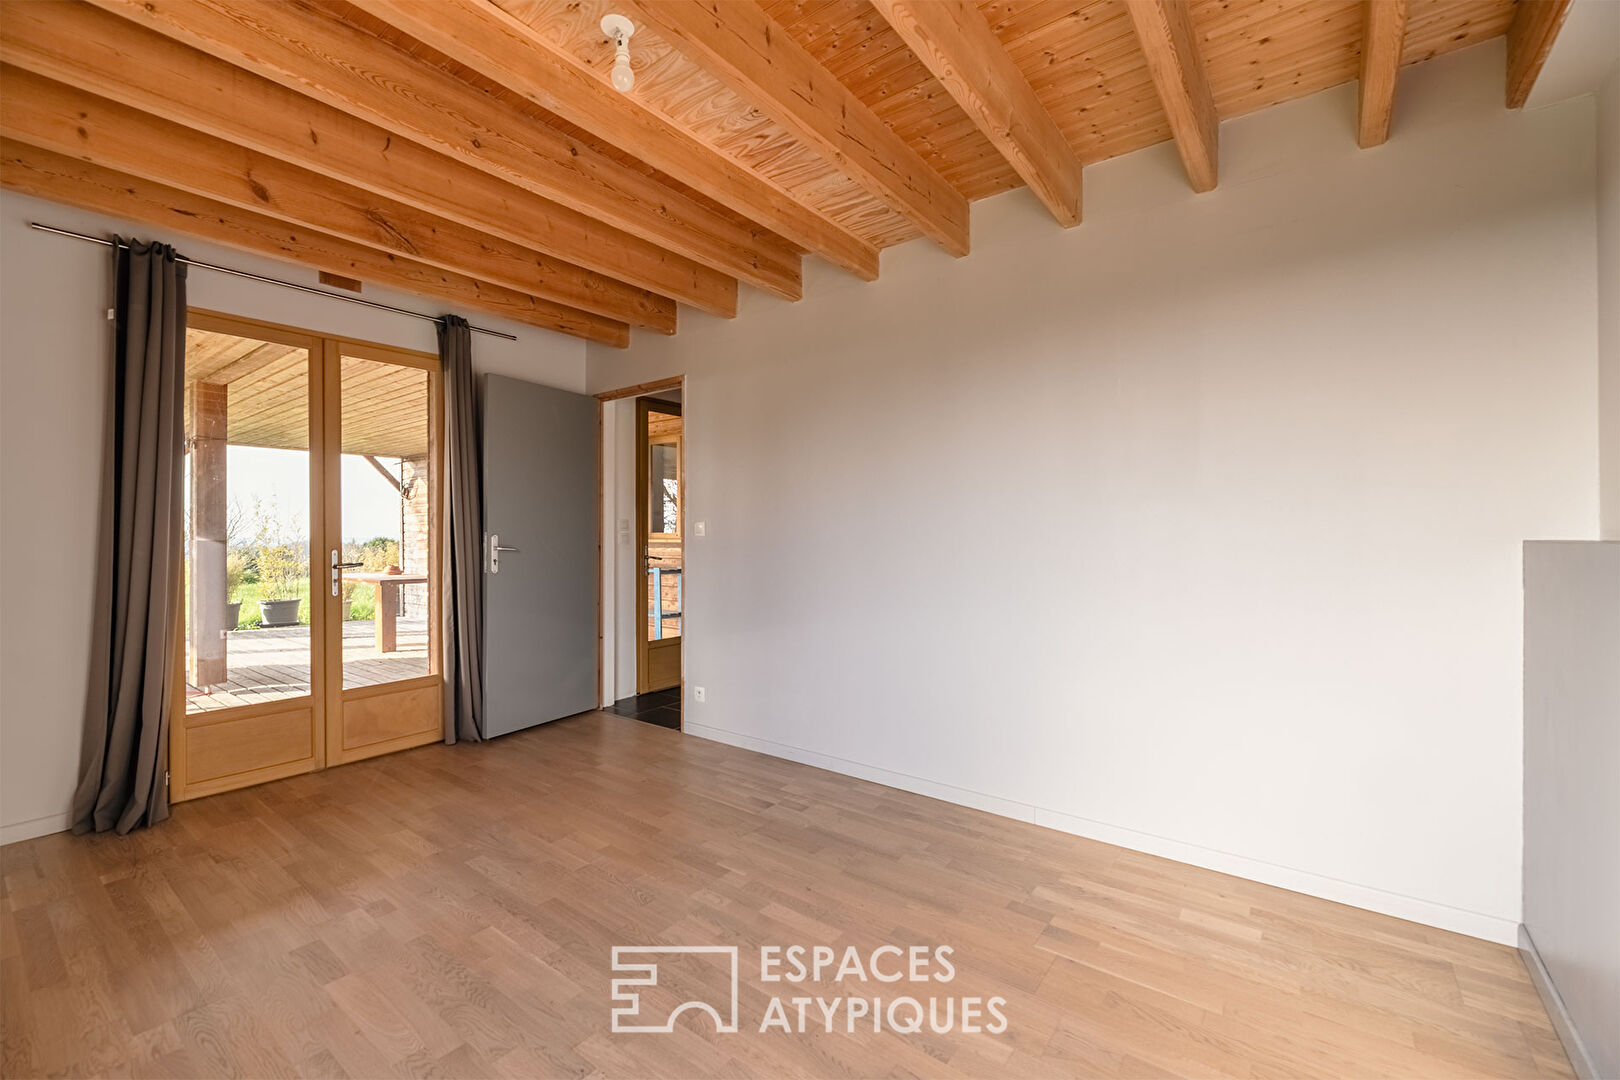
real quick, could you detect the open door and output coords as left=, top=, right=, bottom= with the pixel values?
left=637, top=397, right=683, bottom=692
left=482, top=374, right=598, bottom=737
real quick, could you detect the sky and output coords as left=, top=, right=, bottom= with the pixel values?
left=226, top=446, right=404, bottom=545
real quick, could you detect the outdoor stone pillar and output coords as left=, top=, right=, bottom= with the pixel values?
left=400, top=454, right=430, bottom=617
left=189, top=381, right=228, bottom=688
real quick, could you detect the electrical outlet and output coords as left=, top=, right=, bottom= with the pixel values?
left=693, top=686, right=706, bottom=703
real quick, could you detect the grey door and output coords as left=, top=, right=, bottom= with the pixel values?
left=481, top=374, right=597, bottom=737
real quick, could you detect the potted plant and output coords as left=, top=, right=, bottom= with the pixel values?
left=255, top=541, right=304, bottom=628
left=339, top=577, right=358, bottom=621
left=224, top=548, right=246, bottom=630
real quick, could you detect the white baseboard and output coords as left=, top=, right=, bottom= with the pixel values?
left=1519, top=925, right=1601, bottom=1079
left=684, top=721, right=1520, bottom=946
left=1, top=811, right=72, bottom=847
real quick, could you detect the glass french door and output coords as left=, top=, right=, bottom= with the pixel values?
left=172, top=311, right=440, bottom=803
left=322, top=339, right=441, bottom=766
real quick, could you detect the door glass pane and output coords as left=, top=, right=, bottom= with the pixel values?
left=649, top=441, right=678, bottom=534
left=338, top=354, right=432, bottom=690
left=183, top=328, right=312, bottom=713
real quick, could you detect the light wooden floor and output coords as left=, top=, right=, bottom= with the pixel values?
left=0, top=713, right=1571, bottom=1079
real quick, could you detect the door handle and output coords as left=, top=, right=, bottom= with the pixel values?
left=330, top=550, right=364, bottom=595
left=488, top=533, right=519, bottom=574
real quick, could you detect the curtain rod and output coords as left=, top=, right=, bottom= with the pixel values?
left=29, top=222, right=520, bottom=341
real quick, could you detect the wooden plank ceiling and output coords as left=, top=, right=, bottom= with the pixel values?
left=1, top=0, right=1570, bottom=348
left=187, top=328, right=428, bottom=456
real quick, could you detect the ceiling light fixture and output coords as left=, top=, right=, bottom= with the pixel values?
left=601, top=14, right=636, bottom=93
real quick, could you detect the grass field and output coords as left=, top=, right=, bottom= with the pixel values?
left=229, top=580, right=379, bottom=628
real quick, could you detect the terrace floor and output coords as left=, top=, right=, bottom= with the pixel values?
left=185, top=618, right=429, bottom=712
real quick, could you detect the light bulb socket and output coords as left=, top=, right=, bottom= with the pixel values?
left=600, top=13, right=635, bottom=45
left=602, top=14, right=635, bottom=92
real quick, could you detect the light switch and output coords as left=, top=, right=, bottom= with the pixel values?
left=694, top=521, right=707, bottom=537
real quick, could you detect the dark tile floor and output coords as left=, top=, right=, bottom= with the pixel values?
left=607, top=687, right=681, bottom=729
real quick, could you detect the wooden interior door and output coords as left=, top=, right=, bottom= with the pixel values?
left=169, top=313, right=441, bottom=802
left=637, top=397, right=682, bottom=693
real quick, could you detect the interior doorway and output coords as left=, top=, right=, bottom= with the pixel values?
left=637, top=395, right=682, bottom=694
left=598, top=377, right=686, bottom=729
left=172, top=310, right=442, bottom=802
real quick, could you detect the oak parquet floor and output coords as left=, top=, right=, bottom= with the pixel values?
left=0, top=713, right=1572, bottom=1078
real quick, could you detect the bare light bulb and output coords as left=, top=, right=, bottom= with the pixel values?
left=611, top=54, right=635, bottom=93
left=601, top=14, right=636, bottom=93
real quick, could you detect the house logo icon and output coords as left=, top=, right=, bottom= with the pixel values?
left=610, top=946, right=740, bottom=1034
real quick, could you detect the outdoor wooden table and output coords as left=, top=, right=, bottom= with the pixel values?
left=345, top=571, right=427, bottom=653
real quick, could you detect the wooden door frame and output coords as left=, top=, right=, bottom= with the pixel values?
left=635, top=395, right=683, bottom=694
left=170, top=309, right=443, bottom=803
left=594, top=376, right=684, bottom=720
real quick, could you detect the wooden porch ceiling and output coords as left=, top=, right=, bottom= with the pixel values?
left=1, top=1, right=1572, bottom=349
left=187, top=329, right=427, bottom=457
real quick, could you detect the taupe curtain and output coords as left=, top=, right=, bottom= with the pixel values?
left=441, top=315, right=485, bottom=743
left=73, top=240, right=187, bottom=835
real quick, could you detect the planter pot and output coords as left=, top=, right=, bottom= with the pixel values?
left=340, top=599, right=353, bottom=621
left=258, top=598, right=302, bottom=628
left=225, top=601, right=241, bottom=630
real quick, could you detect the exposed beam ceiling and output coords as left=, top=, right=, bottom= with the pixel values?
left=1358, top=0, right=1410, bottom=149
left=1506, top=0, right=1575, bottom=109
left=351, top=0, right=881, bottom=282
left=0, top=0, right=1566, bottom=355
left=868, top=0, right=1082, bottom=228
left=0, top=139, right=629, bottom=345
left=0, top=64, right=674, bottom=332
left=64, top=0, right=738, bottom=317
left=1124, top=0, right=1219, bottom=193
left=628, top=0, right=971, bottom=256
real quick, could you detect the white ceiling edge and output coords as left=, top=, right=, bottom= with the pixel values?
left=1526, top=0, right=1620, bottom=108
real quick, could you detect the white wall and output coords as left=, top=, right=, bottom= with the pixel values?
left=1522, top=541, right=1620, bottom=1080
left=600, top=394, right=642, bottom=704
left=587, top=43, right=1602, bottom=943
left=1599, top=63, right=1620, bottom=539
left=0, top=190, right=586, bottom=844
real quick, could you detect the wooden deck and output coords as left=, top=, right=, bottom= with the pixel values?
left=185, top=619, right=429, bottom=712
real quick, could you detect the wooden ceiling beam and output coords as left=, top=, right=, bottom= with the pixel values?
left=628, top=0, right=970, bottom=256
left=1124, top=0, right=1218, bottom=193
left=0, top=140, right=628, bottom=345
left=1357, top=0, right=1409, bottom=148
left=1506, top=0, right=1573, bottom=109
left=79, top=0, right=778, bottom=307
left=351, top=0, right=881, bottom=281
left=869, top=0, right=1082, bottom=228
left=29, top=1, right=727, bottom=318
left=0, top=65, right=673, bottom=333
